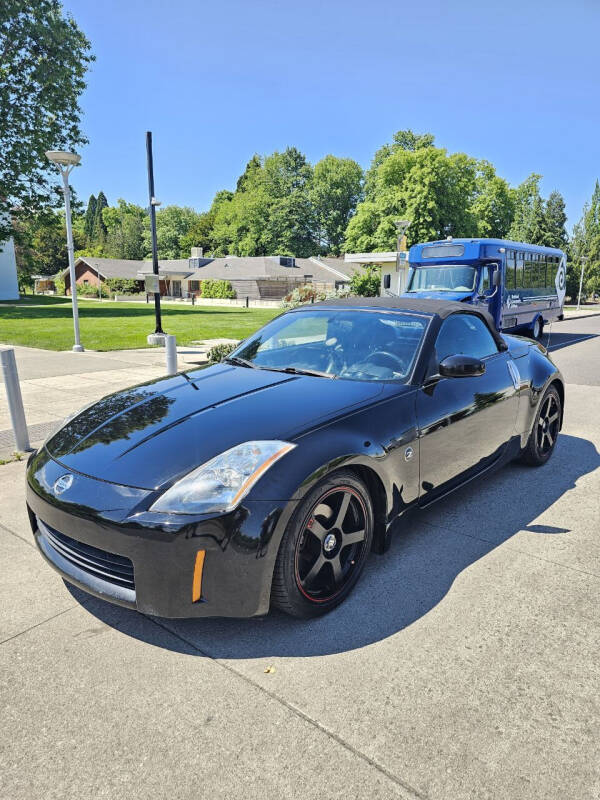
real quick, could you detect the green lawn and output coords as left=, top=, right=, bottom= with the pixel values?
left=0, top=296, right=281, bottom=351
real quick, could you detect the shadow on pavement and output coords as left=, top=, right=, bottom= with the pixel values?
left=546, top=331, right=597, bottom=351
left=69, top=433, right=599, bottom=658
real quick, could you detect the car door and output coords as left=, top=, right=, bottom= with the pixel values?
left=416, top=312, right=519, bottom=504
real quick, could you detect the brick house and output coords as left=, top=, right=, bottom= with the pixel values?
left=62, top=257, right=146, bottom=294
left=61, top=253, right=356, bottom=299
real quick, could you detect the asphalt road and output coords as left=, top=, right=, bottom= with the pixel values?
left=1, top=316, right=599, bottom=800
left=545, top=314, right=600, bottom=385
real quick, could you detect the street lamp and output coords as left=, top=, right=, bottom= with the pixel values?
left=394, top=219, right=411, bottom=294
left=577, top=255, right=588, bottom=312
left=45, top=150, right=84, bottom=352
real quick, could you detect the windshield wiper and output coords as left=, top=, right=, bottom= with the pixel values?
left=224, top=355, right=257, bottom=369
left=265, top=366, right=336, bottom=379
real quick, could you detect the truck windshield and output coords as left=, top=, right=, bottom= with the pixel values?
left=406, top=265, right=476, bottom=292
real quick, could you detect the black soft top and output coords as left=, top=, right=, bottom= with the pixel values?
left=308, top=296, right=507, bottom=350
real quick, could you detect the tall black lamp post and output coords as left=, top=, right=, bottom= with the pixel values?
left=146, top=131, right=165, bottom=343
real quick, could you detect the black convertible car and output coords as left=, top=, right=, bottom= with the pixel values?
left=27, top=298, right=564, bottom=619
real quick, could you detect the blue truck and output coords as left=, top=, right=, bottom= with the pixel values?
left=403, top=238, right=567, bottom=338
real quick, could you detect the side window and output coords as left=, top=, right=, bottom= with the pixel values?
left=506, top=251, right=516, bottom=290
left=435, top=314, right=499, bottom=362
left=515, top=252, right=525, bottom=289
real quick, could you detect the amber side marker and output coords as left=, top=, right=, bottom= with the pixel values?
left=192, top=550, right=206, bottom=603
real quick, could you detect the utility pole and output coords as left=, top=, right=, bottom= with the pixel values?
left=577, top=255, right=587, bottom=311
left=146, top=131, right=164, bottom=341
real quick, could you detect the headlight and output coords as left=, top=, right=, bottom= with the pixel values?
left=150, top=440, right=296, bottom=514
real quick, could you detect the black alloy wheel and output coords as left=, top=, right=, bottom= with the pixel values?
left=520, top=384, right=561, bottom=466
left=536, top=391, right=560, bottom=455
left=272, top=471, right=373, bottom=618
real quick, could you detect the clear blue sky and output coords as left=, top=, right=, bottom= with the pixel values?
left=63, top=0, right=599, bottom=230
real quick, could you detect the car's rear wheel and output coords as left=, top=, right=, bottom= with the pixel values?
left=271, top=470, right=373, bottom=618
left=519, top=384, right=561, bottom=466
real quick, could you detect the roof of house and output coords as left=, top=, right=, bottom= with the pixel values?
left=68, top=255, right=356, bottom=283
left=136, top=260, right=192, bottom=276
left=185, top=256, right=354, bottom=283
left=70, top=258, right=147, bottom=280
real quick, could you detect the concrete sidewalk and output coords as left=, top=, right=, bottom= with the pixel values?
left=562, top=305, right=600, bottom=320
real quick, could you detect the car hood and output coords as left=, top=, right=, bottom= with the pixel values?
left=404, top=290, right=473, bottom=302
left=45, top=364, right=386, bottom=489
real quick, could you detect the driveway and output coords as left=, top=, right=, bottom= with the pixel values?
left=1, top=318, right=599, bottom=800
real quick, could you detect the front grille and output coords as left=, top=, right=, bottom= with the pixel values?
left=37, top=518, right=135, bottom=590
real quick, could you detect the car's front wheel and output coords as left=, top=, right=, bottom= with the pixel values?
left=271, top=470, right=373, bottom=618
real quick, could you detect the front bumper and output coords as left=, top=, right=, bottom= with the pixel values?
left=27, top=453, right=296, bottom=618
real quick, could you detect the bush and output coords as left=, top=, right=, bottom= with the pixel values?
left=200, top=279, right=236, bottom=299
left=207, top=342, right=239, bottom=364
left=54, top=276, right=65, bottom=295
left=349, top=265, right=381, bottom=297
left=76, top=282, right=109, bottom=298
left=282, top=285, right=351, bottom=309
left=106, top=278, right=141, bottom=295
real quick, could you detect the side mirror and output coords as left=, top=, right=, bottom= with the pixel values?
left=493, top=269, right=502, bottom=287
left=439, top=354, right=486, bottom=378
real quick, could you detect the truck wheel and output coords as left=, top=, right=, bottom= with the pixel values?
left=532, top=316, right=543, bottom=339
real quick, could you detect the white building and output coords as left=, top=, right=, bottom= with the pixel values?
left=344, top=251, right=409, bottom=295
left=0, top=233, right=19, bottom=300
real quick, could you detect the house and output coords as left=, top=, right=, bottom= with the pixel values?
left=63, top=257, right=146, bottom=294
left=179, top=255, right=353, bottom=300
left=32, top=275, right=57, bottom=294
left=62, top=252, right=355, bottom=300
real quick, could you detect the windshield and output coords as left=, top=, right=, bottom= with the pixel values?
left=407, top=265, right=476, bottom=292
left=229, top=309, right=429, bottom=382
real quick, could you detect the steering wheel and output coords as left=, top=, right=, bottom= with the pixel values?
left=324, top=343, right=345, bottom=374
left=368, top=350, right=406, bottom=372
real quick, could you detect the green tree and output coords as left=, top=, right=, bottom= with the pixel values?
left=345, top=145, right=478, bottom=252
left=471, top=161, right=514, bottom=238
left=236, top=155, right=262, bottom=192
left=569, top=181, right=600, bottom=299
left=83, top=194, right=97, bottom=240
left=507, top=174, right=547, bottom=244
left=542, top=190, right=568, bottom=249
left=180, top=190, right=233, bottom=257
left=143, top=205, right=202, bottom=259
left=13, top=210, right=85, bottom=280
left=0, top=1, right=94, bottom=240
left=365, top=129, right=436, bottom=189
left=310, top=155, right=363, bottom=254
left=211, top=147, right=316, bottom=257
left=102, top=199, right=147, bottom=260
left=91, top=191, right=108, bottom=246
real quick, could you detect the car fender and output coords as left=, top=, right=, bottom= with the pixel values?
left=520, top=344, right=565, bottom=445
left=251, top=389, right=420, bottom=562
